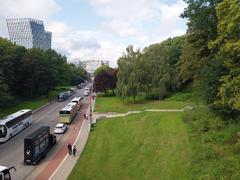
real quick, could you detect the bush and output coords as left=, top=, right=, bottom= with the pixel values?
left=184, top=107, right=240, bottom=178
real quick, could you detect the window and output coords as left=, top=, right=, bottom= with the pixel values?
left=4, top=172, right=10, bottom=180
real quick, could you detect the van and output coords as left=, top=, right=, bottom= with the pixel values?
left=84, top=90, right=89, bottom=96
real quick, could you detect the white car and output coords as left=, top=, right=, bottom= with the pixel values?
left=54, top=123, right=67, bottom=134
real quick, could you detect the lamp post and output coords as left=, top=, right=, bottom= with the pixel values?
left=89, top=85, right=92, bottom=126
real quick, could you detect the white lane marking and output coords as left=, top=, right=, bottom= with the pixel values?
left=49, top=119, right=88, bottom=180
left=35, top=102, right=63, bottom=122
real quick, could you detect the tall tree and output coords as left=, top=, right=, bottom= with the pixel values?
left=210, top=0, right=240, bottom=111
left=117, top=46, right=141, bottom=102
left=180, top=0, right=222, bottom=85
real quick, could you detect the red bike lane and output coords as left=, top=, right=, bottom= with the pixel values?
left=35, top=103, right=89, bottom=180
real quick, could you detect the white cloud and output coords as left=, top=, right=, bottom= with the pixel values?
left=0, top=0, right=187, bottom=67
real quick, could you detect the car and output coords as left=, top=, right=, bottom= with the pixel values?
left=54, top=123, right=67, bottom=134
left=67, top=90, right=71, bottom=96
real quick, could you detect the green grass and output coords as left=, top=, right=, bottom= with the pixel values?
left=94, top=96, right=192, bottom=113
left=48, top=85, right=74, bottom=100
left=183, top=108, right=240, bottom=178
left=0, top=97, right=48, bottom=118
left=0, top=85, right=74, bottom=118
left=69, top=112, right=191, bottom=180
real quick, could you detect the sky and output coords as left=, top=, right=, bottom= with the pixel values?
left=0, top=0, right=187, bottom=67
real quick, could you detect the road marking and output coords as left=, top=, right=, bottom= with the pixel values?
left=49, top=118, right=88, bottom=180
left=35, top=102, right=63, bottom=122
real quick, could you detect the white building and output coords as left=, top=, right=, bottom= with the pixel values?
left=79, top=60, right=110, bottom=74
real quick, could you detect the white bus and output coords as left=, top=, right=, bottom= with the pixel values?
left=0, top=166, right=16, bottom=180
left=0, top=109, right=32, bottom=143
left=71, top=97, right=83, bottom=110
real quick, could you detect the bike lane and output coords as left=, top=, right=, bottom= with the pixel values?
left=35, top=103, right=88, bottom=180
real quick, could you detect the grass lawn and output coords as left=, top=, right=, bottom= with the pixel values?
left=0, top=97, right=48, bottom=118
left=94, top=96, right=193, bottom=113
left=0, top=85, right=73, bottom=118
left=68, top=112, right=191, bottom=180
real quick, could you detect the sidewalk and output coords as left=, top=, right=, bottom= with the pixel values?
left=49, top=118, right=90, bottom=180
left=47, top=95, right=95, bottom=180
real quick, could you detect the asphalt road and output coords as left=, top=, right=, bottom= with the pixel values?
left=0, top=87, right=87, bottom=180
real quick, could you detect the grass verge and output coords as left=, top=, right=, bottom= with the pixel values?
left=0, top=85, right=73, bottom=118
left=0, top=97, right=48, bottom=117
left=68, top=112, right=191, bottom=180
left=94, top=95, right=193, bottom=113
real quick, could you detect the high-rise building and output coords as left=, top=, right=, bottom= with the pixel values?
left=6, top=18, right=51, bottom=49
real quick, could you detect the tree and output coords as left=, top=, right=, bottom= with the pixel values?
left=142, top=43, right=178, bottom=100
left=18, top=49, right=53, bottom=97
left=116, top=46, right=141, bottom=103
left=210, top=0, right=240, bottom=111
left=94, top=66, right=117, bottom=95
left=180, top=0, right=222, bottom=87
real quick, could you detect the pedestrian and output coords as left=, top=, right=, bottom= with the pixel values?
left=72, top=145, right=77, bottom=156
left=84, top=113, right=86, bottom=119
left=68, top=143, right=72, bottom=155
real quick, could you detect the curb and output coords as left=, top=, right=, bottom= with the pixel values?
left=33, top=99, right=57, bottom=114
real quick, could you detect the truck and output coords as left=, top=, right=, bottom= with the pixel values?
left=0, top=166, right=16, bottom=180
left=24, top=126, right=56, bottom=165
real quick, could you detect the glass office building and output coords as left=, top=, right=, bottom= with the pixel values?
left=6, top=18, right=51, bottom=49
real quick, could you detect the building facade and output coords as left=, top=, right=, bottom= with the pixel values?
left=78, top=60, right=110, bottom=74
left=6, top=18, right=51, bottom=49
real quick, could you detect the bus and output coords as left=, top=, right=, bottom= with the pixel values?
left=59, top=103, right=78, bottom=124
left=0, top=166, right=16, bottom=180
left=71, top=97, right=83, bottom=110
left=57, top=92, right=68, bottom=102
left=24, top=126, right=56, bottom=165
left=0, top=109, right=32, bottom=143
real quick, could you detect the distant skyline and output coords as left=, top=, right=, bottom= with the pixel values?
left=0, top=0, right=187, bottom=67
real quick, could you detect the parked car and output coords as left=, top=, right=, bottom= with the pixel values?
left=54, top=123, right=67, bottom=134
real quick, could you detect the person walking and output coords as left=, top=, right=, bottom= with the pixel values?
left=68, top=143, right=72, bottom=155
left=72, top=145, right=77, bottom=156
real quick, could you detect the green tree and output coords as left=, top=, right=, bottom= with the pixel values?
left=210, top=0, right=240, bottom=111
left=19, top=49, right=53, bottom=97
left=180, top=0, right=222, bottom=86
left=117, top=46, right=141, bottom=103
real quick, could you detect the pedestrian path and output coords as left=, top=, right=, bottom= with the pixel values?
left=49, top=117, right=90, bottom=180
left=93, top=106, right=193, bottom=120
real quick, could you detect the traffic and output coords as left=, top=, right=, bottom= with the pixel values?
left=0, top=84, right=92, bottom=180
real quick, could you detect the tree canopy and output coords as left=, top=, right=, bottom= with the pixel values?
left=0, top=37, right=87, bottom=107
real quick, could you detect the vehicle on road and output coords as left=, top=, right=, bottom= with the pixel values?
left=0, top=109, right=32, bottom=143
left=67, top=90, right=72, bottom=97
left=0, top=166, right=16, bottom=180
left=57, top=92, right=68, bottom=102
left=54, top=123, right=67, bottom=134
left=59, top=102, right=78, bottom=124
left=24, top=126, right=56, bottom=165
left=71, top=97, right=83, bottom=110
left=84, top=90, right=89, bottom=96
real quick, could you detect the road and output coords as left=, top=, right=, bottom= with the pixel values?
left=0, top=88, right=88, bottom=180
